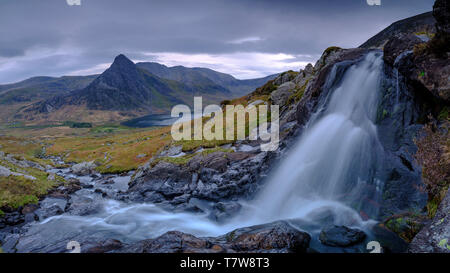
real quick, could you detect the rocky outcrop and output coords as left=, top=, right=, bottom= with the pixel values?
left=115, top=221, right=311, bottom=253
left=126, top=150, right=275, bottom=213
left=270, top=82, right=296, bottom=107
left=360, top=12, right=436, bottom=49
left=408, top=188, right=450, bottom=253
left=384, top=0, right=450, bottom=103
left=383, top=34, right=422, bottom=66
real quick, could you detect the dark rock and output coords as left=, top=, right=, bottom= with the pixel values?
left=24, top=213, right=38, bottom=223
left=370, top=224, right=409, bottom=253
left=319, top=225, right=366, bottom=247
left=210, top=202, right=242, bottom=222
left=433, top=0, right=450, bottom=36
left=383, top=34, right=422, bottom=66
left=117, top=221, right=310, bottom=253
left=408, top=188, right=450, bottom=253
left=38, top=204, right=64, bottom=219
left=21, top=204, right=39, bottom=215
left=220, top=221, right=311, bottom=253
left=127, top=150, right=276, bottom=210
left=84, top=239, right=124, bottom=253
left=119, top=231, right=216, bottom=253
left=4, top=212, right=24, bottom=226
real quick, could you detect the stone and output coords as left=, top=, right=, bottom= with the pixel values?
left=116, top=221, right=311, bottom=253
left=21, top=204, right=39, bottom=215
left=71, top=161, right=97, bottom=176
left=0, top=165, right=12, bottom=177
left=84, top=239, right=124, bottom=253
left=24, top=213, right=38, bottom=223
left=38, top=204, right=64, bottom=220
left=319, top=225, right=366, bottom=247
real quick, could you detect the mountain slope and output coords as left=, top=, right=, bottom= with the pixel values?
left=0, top=75, right=97, bottom=104
left=137, top=62, right=277, bottom=97
left=360, top=11, right=436, bottom=49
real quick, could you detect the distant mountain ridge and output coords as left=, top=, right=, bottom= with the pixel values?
left=137, top=62, right=276, bottom=97
left=9, top=54, right=276, bottom=123
left=0, top=75, right=97, bottom=105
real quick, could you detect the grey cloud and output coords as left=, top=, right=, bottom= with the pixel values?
left=0, top=0, right=436, bottom=83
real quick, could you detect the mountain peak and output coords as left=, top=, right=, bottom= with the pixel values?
left=112, top=54, right=135, bottom=68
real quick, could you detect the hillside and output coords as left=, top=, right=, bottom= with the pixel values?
left=136, top=62, right=277, bottom=97
left=0, top=75, right=97, bottom=105
left=360, top=11, right=436, bottom=49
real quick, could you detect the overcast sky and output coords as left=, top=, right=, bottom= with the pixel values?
left=0, top=0, right=435, bottom=83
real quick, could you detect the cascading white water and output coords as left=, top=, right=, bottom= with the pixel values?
left=13, top=52, right=387, bottom=252
left=229, top=52, right=385, bottom=229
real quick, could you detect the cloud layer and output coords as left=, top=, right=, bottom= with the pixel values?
left=0, top=0, right=435, bottom=83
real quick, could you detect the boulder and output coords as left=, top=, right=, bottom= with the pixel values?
left=319, top=225, right=366, bottom=247
left=0, top=165, right=11, bottom=177
left=220, top=221, right=311, bottom=253
left=37, top=204, right=64, bottom=220
left=117, top=221, right=311, bottom=253
left=71, top=161, right=97, bottom=176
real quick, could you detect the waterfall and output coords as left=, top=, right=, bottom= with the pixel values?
left=229, top=52, right=386, bottom=229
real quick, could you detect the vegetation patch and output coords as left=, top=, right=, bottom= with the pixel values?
left=414, top=117, right=450, bottom=218
left=0, top=159, right=61, bottom=209
left=63, top=121, right=93, bottom=128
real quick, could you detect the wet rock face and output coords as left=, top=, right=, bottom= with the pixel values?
left=116, top=221, right=311, bottom=253
left=319, top=226, right=366, bottom=247
left=383, top=34, right=422, bottom=66
left=408, top=189, right=450, bottom=253
left=295, top=48, right=369, bottom=127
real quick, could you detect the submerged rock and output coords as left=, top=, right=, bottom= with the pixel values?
left=319, top=225, right=366, bottom=247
